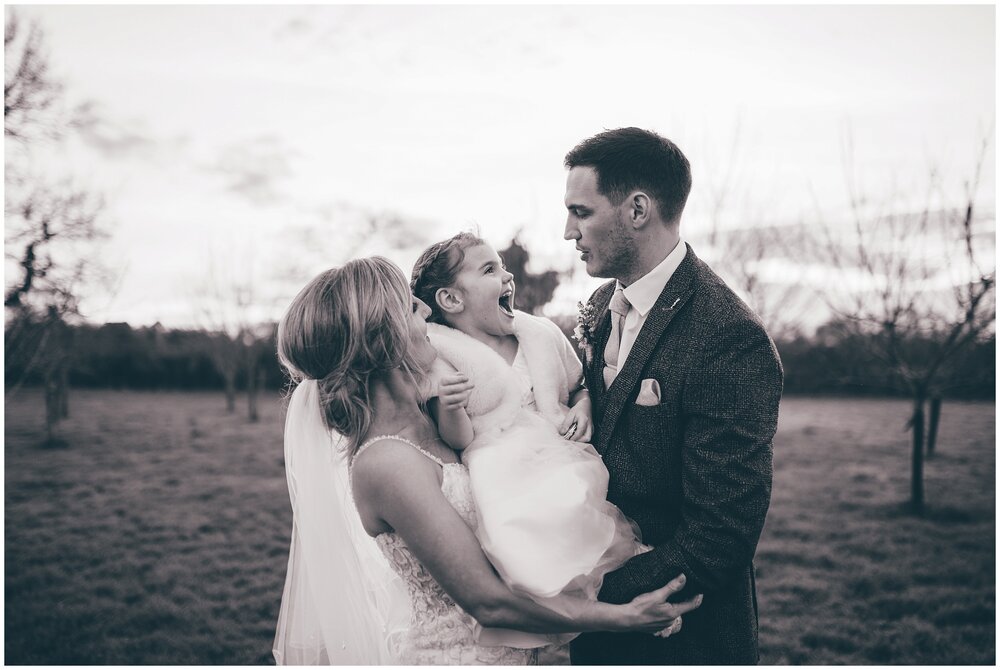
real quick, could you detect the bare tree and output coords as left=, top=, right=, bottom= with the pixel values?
left=5, top=11, right=61, bottom=142
left=692, top=120, right=813, bottom=342
left=710, top=222, right=813, bottom=343
left=809, top=132, right=995, bottom=514
left=191, top=248, right=270, bottom=421
left=4, top=10, right=108, bottom=444
left=193, top=205, right=432, bottom=420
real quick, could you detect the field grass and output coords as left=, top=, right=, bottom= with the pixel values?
left=4, top=390, right=995, bottom=664
left=759, top=396, right=994, bottom=664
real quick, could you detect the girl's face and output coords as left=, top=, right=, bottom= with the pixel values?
left=407, top=295, right=437, bottom=371
left=451, top=243, right=517, bottom=337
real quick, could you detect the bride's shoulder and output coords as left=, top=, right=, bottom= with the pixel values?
left=352, top=439, right=441, bottom=497
left=351, top=438, right=441, bottom=514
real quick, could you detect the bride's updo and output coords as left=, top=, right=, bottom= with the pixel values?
left=277, top=256, right=426, bottom=451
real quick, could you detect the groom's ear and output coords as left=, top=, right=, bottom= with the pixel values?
left=626, top=191, right=653, bottom=229
left=435, top=287, right=464, bottom=315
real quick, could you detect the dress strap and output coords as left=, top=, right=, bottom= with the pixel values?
left=355, top=434, right=448, bottom=467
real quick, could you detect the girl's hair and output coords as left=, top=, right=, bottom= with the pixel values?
left=410, top=231, right=485, bottom=325
left=277, top=256, right=427, bottom=454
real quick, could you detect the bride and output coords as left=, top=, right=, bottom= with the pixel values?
left=271, top=256, right=701, bottom=665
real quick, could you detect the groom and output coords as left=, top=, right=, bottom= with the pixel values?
left=563, top=128, right=782, bottom=665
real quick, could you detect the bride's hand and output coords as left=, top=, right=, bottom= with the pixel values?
left=619, top=573, right=702, bottom=635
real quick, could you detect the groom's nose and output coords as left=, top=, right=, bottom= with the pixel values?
left=564, top=218, right=580, bottom=241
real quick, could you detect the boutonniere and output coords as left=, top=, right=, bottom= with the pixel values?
left=573, top=299, right=598, bottom=365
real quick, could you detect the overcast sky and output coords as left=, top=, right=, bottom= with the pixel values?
left=7, top=4, right=996, bottom=327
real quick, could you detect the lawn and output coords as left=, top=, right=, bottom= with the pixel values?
left=4, top=390, right=995, bottom=664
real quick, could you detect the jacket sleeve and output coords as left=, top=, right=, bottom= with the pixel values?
left=598, top=318, right=783, bottom=604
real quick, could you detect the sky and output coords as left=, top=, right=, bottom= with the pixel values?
left=5, top=4, right=996, bottom=328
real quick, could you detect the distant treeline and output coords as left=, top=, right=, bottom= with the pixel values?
left=5, top=319, right=995, bottom=399
left=6, top=322, right=284, bottom=393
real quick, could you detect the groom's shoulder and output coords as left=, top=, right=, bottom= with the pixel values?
left=690, top=257, right=768, bottom=335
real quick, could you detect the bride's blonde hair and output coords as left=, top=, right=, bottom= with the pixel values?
left=277, top=256, right=427, bottom=453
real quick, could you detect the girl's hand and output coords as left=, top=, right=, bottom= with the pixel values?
left=437, top=373, right=474, bottom=411
left=560, top=396, right=593, bottom=442
left=621, top=573, right=703, bottom=635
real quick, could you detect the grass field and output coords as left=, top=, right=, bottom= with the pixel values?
left=5, top=390, right=995, bottom=664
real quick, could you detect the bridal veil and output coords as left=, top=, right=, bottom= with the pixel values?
left=272, top=380, right=409, bottom=665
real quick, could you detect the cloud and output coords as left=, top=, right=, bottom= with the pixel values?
left=274, top=15, right=313, bottom=41
left=205, top=135, right=295, bottom=205
left=75, top=103, right=158, bottom=160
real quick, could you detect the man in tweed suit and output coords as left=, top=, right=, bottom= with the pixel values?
left=563, top=128, right=783, bottom=665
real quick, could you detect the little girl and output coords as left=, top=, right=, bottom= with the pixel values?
left=410, top=232, right=647, bottom=649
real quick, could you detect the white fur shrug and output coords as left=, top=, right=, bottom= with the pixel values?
left=427, top=311, right=584, bottom=436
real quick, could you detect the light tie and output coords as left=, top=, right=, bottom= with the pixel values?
left=603, top=287, right=631, bottom=388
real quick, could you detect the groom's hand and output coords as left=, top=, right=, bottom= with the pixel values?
left=437, top=373, right=474, bottom=411
left=560, top=396, right=593, bottom=442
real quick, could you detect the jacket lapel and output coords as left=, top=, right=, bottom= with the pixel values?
left=595, top=243, right=700, bottom=454
left=586, top=281, right=616, bottom=394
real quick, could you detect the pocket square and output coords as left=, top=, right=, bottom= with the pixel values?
left=635, top=378, right=661, bottom=406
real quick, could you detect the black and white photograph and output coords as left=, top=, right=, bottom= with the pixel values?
left=4, top=3, right=995, bottom=665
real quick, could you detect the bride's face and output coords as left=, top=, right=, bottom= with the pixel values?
left=407, top=295, right=437, bottom=371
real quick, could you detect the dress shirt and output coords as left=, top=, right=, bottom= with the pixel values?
left=614, top=238, right=687, bottom=373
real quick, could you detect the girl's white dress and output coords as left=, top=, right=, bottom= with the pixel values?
left=427, top=312, right=647, bottom=649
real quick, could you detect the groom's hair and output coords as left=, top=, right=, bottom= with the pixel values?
left=411, top=231, right=485, bottom=325
left=565, top=127, right=692, bottom=225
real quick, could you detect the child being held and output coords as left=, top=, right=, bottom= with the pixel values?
left=410, top=232, right=647, bottom=649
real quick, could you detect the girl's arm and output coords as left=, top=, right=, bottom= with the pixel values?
left=353, top=442, right=701, bottom=635
left=428, top=358, right=475, bottom=451
left=548, top=316, right=592, bottom=440
left=429, top=392, right=475, bottom=451
left=569, top=385, right=590, bottom=408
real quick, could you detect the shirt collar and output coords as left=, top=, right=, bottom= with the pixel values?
left=618, top=237, right=687, bottom=318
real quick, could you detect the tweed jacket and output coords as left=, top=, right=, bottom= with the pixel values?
left=569, top=244, right=783, bottom=666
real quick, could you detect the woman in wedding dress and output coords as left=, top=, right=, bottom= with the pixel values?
left=272, top=256, right=701, bottom=665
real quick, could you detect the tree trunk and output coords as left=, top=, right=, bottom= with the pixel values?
left=910, top=397, right=925, bottom=515
left=926, top=396, right=942, bottom=456
left=44, top=369, right=60, bottom=443
left=246, top=347, right=259, bottom=424
left=56, top=323, right=72, bottom=419
left=57, top=363, right=69, bottom=419
left=224, top=371, right=236, bottom=413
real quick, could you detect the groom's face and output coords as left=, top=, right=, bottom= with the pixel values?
left=564, top=166, right=633, bottom=280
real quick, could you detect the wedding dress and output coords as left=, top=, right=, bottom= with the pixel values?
left=359, top=435, right=537, bottom=665
left=273, top=381, right=533, bottom=665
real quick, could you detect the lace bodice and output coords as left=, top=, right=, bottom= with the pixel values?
left=357, top=435, right=535, bottom=665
